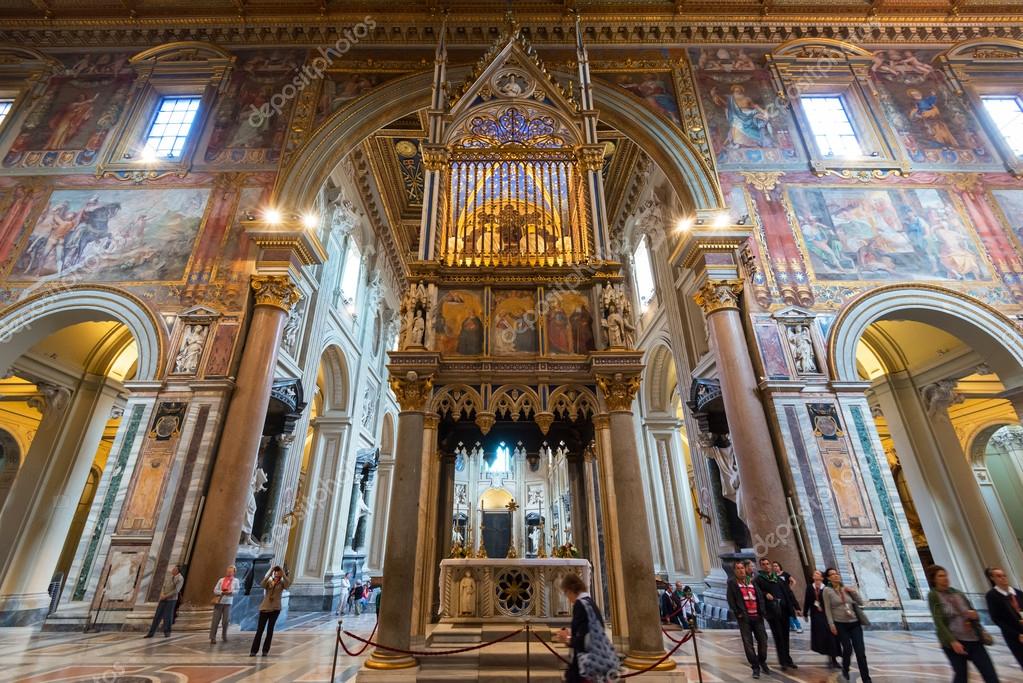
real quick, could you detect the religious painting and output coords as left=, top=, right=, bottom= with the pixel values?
left=490, top=290, right=539, bottom=355
left=203, top=50, right=305, bottom=165
left=10, top=188, right=210, bottom=282
left=314, top=72, right=398, bottom=127
left=991, top=189, right=1023, bottom=249
left=870, top=49, right=996, bottom=169
left=689, top=47, right=805, bottom=169
left=601, top=71, right=681, bottom=125
left=3, top=53, right=134, bottom=169
left=787, top=186, right=990, bottom=283
left=544, top=291, right=595, bottom=355
left=434, top=289, right=485, bottom=355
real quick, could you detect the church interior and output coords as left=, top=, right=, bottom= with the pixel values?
left=0, top=1, right=1022, bottom=681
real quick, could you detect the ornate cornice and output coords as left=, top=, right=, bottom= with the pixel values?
left=389, top=371, right=434, bottom=413
left=596, top=372, right=642, bottom=413
left=693, top=279, right=744, bottom=315
left=250, top=274, right=302, bottom=312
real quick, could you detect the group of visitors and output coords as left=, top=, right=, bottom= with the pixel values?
left=659, top=580, right=701, bottom=628
left=337, top=571, right=378, bottom=616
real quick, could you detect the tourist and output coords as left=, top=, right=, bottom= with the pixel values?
left=209, top=564, right=240, bottom=644
left=755, top=557, right=798, bottom=670
left=928, top=565, right=1000, bottom=682
left=339, top=572, right=351, bottom=615
left=804, top=569, right=839, bottom=668
left=658, top=584, right=676, bottom=624
left=679, top=585, right=701, bottom=630
left=144, top=564, right=182, bottom=638
left=727, top=560, right=770, bottom=679
left=250, top=565, right=291, bottom=657
left=352, top=581, right=365, bottom=616
left=555, top=573, right=609, bottom=683
left=823, top=567, right=872, bottom=682
left=774, top=561, right=803, bottom=633
left=985, top=566, right=1023, bottom=670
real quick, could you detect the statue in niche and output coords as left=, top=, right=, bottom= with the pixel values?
left=410, top=309, right=426, bottom=346
left=528, top=525, right=541, bottom=555
left=600, top=283, right=636, bottom=349
left=241, top=467, right=269, bottom=546
left=458, top=570, right=477, bottom=616
left=786, top=324, right=818, bottom=374
left=399, top=281, right=431, bottom=349
left=173, top=324, right=207, bottom=375
left=281, top=304, right=303, bottom=356
left=700, top=432, right=743, bottom=521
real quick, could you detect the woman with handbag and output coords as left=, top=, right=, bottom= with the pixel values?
left=209, top=564, right=239, bottom=644
left=555, top=573, right=617, bottom=683
left=927, top=565, right=1000, bottom=683
left=823, top=567, right=872, bottom=682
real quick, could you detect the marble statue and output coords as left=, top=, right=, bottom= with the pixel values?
left=240, top=467, right=269, bottom=546
left=173, top=324, right=207, bottom=375
left=452, top=525, right=464, bottom=547
left=528, top=525, right=541, bottom=554
left=281, top=305, right=303, bottom=355
left=411, top=309, right=426, bottom=346
left=600, top=283, right=636, bottom=349
left=786, top=324, right=817, bottom=374
left=458, top=570, right=476, bottom=616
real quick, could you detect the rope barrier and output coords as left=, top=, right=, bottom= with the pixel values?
left=618, top=630, right=690, bottom=679
left=341, top=626, right=525, bottom=657
left=660, top=627, right=695, bottom=645
left=337, top=621, right=378, bottom=657
left=529, top=630, right=571, bottom=665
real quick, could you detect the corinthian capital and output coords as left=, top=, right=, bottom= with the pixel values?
left=388, top=370, right=434, bottom=412
left=251, top=275, right=302, bottom=312
left=28, top=381, right=72, bottom=417
left=596, top=372, right=642, bottom=412
left=693, top=279, right=744, bottom=315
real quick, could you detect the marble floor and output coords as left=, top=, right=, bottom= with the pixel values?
left=1, top=615, right=1020, bottom=683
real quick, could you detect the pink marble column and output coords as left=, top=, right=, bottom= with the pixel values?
left=695, top=279, right=802, bottom=575
left=181, top=275, right=301, bottom=609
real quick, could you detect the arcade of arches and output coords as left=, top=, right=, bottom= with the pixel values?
left=0, top=3, right=1022, bottom=681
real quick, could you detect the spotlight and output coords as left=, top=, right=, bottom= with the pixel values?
left=713, top=212, right=730, bottom=227
left=675, top=217, right=694, bottom=233
left=301, top=213, right=319, bottom=230
left=264, top=208, right=282, bottom=225
left=139, top=146, right=157, bottom=163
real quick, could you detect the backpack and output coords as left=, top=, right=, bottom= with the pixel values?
left=577, top=598, right=620, bottom=682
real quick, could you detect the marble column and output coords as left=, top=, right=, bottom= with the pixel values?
left=596, top=374, right=675, bottom=671
left=694, top=280, right=802, bottom=576
left=581, top=447, right=607, bottom=614
left=181, top=275, right=301, bottom=609
left=365, top=371, right=433, bottom=671
left=0, top=377, right=117, bottom=622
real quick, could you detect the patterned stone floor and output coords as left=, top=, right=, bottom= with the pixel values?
left=1, top=615, right=1020, bottom=682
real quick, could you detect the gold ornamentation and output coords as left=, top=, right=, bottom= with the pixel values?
left=592, top=414, right=611, bottom=431
left=250, top=275, right=302, bottom=312
left=596, top=373, right=642, bottom=412
left=740, top=171, right=785, bottom=197
left=421, top=144, right=449, bottom=172
left=693, top=279, right=744, bottom=314
left=947, top=172, right=982, bottom=195
left=578, top=144, right=606, bottom=172
left=534, top=411, right=555, bottom=434
left=388, top=371, right=434, bottom=412
left=475, top=410, right=496, bottom=434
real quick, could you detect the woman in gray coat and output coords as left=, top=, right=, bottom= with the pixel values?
left=823, top=567, right=872, bottom=683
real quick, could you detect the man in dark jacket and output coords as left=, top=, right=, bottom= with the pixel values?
left=985, top=566, right=1023, bottom=669
left=755, top=557, right=798, bottom=671
left=727, top=561, right=771, bottom=679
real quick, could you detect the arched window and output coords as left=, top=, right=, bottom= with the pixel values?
left=485, top=441, right=512, bottom=473
left=339, top=240, right=362, bottom=311
left=633, top=235, right=656, bottom=311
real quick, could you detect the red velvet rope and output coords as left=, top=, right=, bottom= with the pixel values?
left=341, top=626, right=525, bottom=657
left=618, top=632, right=689, bottom=678
left=660, top=627, right=695, bottom=645
left=337, top=622, right=378, bottom=657
left=530, top=630, right=571, bottom=664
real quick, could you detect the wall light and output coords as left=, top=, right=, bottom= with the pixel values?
left=301, top=213, right=319, bottom=230
left=675, top=217, right=694, bottom=233
left=713, top=212, right=730, bottom=227
left=264, top=208, right=282, bottom=225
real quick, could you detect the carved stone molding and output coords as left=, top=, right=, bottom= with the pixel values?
left=27, top=382, right=72, bottom=418
left=250, top=274, right=302, bottom=313
left=920, top=379, right=964, bottom=417
left=693, top=279, right=744, bottom=315
left=389, top=371, right=434, bottom=413
left=596, top=373, right=642, bottom=412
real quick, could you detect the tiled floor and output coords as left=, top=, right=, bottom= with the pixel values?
left=1, top=616, right=1020, bottom=682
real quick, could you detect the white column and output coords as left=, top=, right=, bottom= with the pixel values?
left=648, top=422, right=703, bottom=583
left=0, top=376, right=119, bottom=619
left=364, top=454, right=393, bottom=575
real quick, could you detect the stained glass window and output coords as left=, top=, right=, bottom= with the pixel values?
left=802, top=95, right=863, bottom=158
left=982, top=96, right=1023, bottom=156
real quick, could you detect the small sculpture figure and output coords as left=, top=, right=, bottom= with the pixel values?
left=458, top=570, right=477, bottom=616
left=600, top=283, right=636, bottom=349
left=787, top=324, right=818, bottom=374
left=529, top=525, right=541, bottom=555
left=173, top=324, right=207, bottom=375
left=411, top=309, right=426, bottom=346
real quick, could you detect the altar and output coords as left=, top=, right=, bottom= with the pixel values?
left=439, top=558, right=591, bottom=623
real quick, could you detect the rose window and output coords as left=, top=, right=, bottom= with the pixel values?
left=495, top=568, right=534, bottom=616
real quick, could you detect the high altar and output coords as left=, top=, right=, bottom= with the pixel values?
left=359, top=16, right=684, bottom=681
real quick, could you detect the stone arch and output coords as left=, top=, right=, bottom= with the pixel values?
left=489, top=384, right=540, bottom=421
left=273, top=67, right=722, bottom=218
left=318, top=342, right=352, bottom=414
left=0, top=285, right=165, bottom=382
left=828, top=284, right=1023, bottom=390
left=431, top=384, right=484, bottom=420
left=969, top=420, right=1018, bottom=463
left=548, top=384, right=598, bottom=421
left=643, top=342, right=677, bottom=415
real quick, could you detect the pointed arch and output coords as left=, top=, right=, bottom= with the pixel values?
left=489, top=384, right=540, bottom=421
left=431, top=384, right=484, bottom=420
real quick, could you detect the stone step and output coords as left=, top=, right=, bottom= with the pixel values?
left=478, top=641, right=566, bottom=669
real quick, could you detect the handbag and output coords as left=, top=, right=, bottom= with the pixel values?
left=972, top=619, right=994, bottom=646
left=577, top=599, right=619, bottom=683
left=210, top=595, right=221, bottom=606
